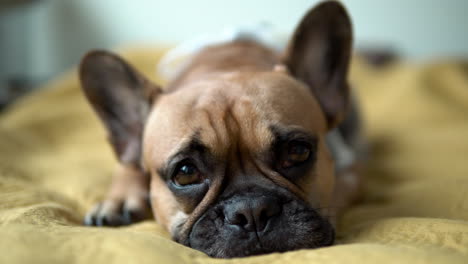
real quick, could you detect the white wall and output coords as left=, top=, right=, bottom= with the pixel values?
left=3, top=0, right=468, bottom=83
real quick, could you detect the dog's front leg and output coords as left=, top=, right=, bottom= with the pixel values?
left=85, top=164, right=151, bottom=226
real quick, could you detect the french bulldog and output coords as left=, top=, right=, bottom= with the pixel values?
left=79, top=1, right=363, bottom=258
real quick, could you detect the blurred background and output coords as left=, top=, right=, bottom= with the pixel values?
left=1, top=0, right=467, bottom=109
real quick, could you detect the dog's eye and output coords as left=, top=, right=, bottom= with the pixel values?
left=173, top=163, right=202, bottom=186
left=282, top=141, right=311, bottom=168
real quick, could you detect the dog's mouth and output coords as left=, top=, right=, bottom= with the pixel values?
left=181, top=191, right=335, bottom=258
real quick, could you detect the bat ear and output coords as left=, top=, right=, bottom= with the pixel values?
left=284, top=1, right=353, bottom=129
left=79, top=50, right=161, bottom=165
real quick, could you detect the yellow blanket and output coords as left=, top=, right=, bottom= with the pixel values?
left=1, top=47, right=467, bottom=263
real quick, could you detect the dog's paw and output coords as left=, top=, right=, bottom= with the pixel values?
left=84, top=194, right=151, bottom=227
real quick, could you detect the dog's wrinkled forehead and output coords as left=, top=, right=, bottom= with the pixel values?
left=143, top=71, right=327, bottom=166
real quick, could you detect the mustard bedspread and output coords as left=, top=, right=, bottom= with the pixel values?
left=1, top=48, right=467, bottom=264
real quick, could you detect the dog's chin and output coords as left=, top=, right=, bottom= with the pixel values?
left=182, top=199, right=334, bottom=258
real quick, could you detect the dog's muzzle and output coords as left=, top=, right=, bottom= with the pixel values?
left=185, top=187, right=334, bottom=258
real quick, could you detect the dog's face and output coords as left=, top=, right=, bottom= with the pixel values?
left=144, top=72, right=336, bottom=257
left=79, top=1, right=352, bottom=258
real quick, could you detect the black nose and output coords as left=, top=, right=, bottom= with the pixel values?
left=223, top=196, right=281, bottom=232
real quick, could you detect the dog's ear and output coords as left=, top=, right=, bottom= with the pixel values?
left=284, top=1, right=352, bottom=129
left=79, top=50, right=161, bottom=166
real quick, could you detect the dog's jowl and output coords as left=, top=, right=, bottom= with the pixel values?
left=79, top=1, right=363, bottom=258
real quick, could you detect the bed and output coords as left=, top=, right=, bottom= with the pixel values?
left=1, top=47, right=467, bottom=264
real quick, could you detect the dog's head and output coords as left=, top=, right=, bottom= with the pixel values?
left=80, top=1, right=352, bottom=258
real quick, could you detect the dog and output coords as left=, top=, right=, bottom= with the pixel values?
left=79, top=1, right=363, bottom=258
